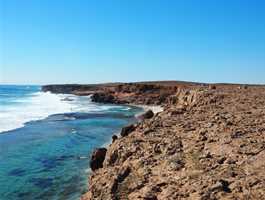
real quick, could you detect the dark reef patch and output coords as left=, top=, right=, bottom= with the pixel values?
left=17, top=191, right=31, bottom=198
left=8, top=168, right=26, bottom=177
left=35, top=155, right=74, bottom=171
left=30, top=177, right=53, bottom=189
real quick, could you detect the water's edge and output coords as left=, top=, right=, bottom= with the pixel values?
left=0, top=85, right=144, bottom=200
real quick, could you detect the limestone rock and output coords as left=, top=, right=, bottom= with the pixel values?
left=78, top=84, right=265, bottom=200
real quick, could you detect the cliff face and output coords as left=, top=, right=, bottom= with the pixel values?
left=89, top=83, right=180, bottom=105
left=42, top=82, right=265, bottom=199
left=42, top=81, right=200, bottom=104
left=80, top=85, right=265, bottom=200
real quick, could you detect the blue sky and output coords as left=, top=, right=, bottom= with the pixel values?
left=1, top=0, right=265, bottom=84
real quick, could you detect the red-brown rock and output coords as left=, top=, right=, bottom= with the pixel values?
left=90, top=148, right=107, bottom=171
left=139, top=110, right=154, bottom=120
left=120, top=124, right=135, bottom=137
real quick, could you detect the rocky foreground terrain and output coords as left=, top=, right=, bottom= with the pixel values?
left=43, top=82, right=265, bottom=199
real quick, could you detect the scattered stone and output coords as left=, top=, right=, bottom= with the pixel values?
left=217, top=156, right=226, bottom=164
left=197, top=134, right=208, bottom=141
left=231, top=130, right=245, bottom=138
left=225, top=158, right=237, bottom=164
left=210, top=180, right=231, bottom=193
left=80, top=84, right=265, bottom=200
left=226, top=121, right=233, bottom=126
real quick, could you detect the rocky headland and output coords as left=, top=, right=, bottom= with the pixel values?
left=42, top=82, right=265, bottom=200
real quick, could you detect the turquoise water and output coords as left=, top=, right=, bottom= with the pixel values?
left=0, top=85, right=142, bottom=200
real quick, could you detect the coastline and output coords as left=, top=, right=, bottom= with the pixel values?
left=41, top=82, right=265, bottom=200
left=0, top=86, right=144, bottom=200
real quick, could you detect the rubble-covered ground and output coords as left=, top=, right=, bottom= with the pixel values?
left=82, top=85, right=265, bottom=200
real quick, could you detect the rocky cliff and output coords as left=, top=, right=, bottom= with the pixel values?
left=42, top=81, right=200, bottom=104
left=42, top=82, right=265, bottom=199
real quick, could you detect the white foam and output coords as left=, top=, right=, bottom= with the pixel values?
left=0, top=91, right=134, bottom=133
left=0, top=91, right=135, bottom=133
left=0, top=92, right=75, bottom=133
left=132, top=104, right=164, bottom=114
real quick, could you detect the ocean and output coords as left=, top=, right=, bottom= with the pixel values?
left=0, top=85, right=142, bottom=200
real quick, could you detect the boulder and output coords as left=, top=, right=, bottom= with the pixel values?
left=209, top=85, right=216, bottom=90
left=138, top=110, right=154, bottom=120
left=90, top=148, right=107, bottom=171
left=210, top=180, right=231, bottom=193
left=112, top=135, right=118, bottom=143
left=120, top=124, right=135, bottom=137
left=243, top=85, right=248, bottom=89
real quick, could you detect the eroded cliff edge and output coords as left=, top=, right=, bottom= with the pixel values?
left=42, top=82, right=265, bottom=199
